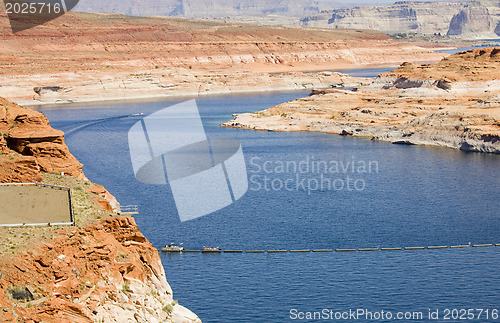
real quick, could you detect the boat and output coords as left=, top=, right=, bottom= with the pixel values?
left=161, top=243, right=184, bottom=252
left=201, top=246, right=221, bottom=253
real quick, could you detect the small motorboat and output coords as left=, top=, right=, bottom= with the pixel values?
left=161, top=243, right=184, bottom=252
left=201, top=246, right=221, bottom=253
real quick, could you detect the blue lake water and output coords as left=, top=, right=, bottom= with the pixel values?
left=303, top=66, right=397, bottom=77
left=436, top=44, right=500, bottom=55
left=34, top=90, right=500, bottom=322
left=330, top=67, right=397, bottom=78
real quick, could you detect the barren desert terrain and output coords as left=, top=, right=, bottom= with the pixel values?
left=0, top=8, right=446, bottom=104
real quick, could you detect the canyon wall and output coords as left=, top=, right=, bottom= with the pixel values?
left=0, top=10, right=444, bottom=105
left=0, top=10, right=437, bottom=75
left=447, top=1, right=500, bottom=36
left=302, top=0, right=500, bottom=38
left=73, top=0, right=333, bottom=18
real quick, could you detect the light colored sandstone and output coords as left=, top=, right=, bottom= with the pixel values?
left=224, top=48, right=500, bottom=154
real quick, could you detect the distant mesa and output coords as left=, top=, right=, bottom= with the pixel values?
left=74, top=0, right=334, bottom=18
left=447, top=2, right=496, bottom=36
left=301, top=0, right=500, bottom=38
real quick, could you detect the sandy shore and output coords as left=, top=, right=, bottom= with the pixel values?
left=1, top=69, right=371, bottom=106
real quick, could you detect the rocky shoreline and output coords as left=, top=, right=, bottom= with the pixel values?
left=223, top=48, right=500, bottom=154
left=0, top=217, right=201, bottom=322
left=0, top=98, right=201, bottom=322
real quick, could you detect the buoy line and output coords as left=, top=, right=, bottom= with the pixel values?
left=160, top=243, right=499, bottom=254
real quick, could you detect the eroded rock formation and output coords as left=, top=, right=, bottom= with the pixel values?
left=0, top=10, right=444, bottom=105
left=447, top=2, right=495, bottom=36
left=0, top=97, right=84, bottom=182
left=0, top=101, right=198, bottom=321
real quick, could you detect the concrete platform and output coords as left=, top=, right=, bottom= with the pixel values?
left=0, top=183, right=73, bottom=226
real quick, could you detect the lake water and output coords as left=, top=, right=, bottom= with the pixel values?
left=35, top=88, right=499, bottom=322
left=303, top=67, right=397, bottom=78
left=436, top=44, right=500, bottom=55
left=331, top=67, right=397, bottom=78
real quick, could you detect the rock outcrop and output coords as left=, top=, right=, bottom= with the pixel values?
left=0, top=155, right=43, bottom=183
left=301, top=0, right=500, bottom=38
left=0, top=99, right=200, bottom=322
left=88, top=184, right=121, bottom=213
left=0, top=217, right=201, bottom=322
left=381, top=47, right=500, bottom=82
left=0, top=97, right=84, bottom=182
left=223, top=47, right=500, bottom=154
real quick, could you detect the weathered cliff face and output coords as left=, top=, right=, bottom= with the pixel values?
left=74, top=0, right=331, bottom=18
left=0, top=217, right=201, bottom=322
left=0, top=97, right=84, bottom=183
left=0, top=10, right=439, bottom=75
left=302, top=1, right=466, bottom=34
left=301, top=0, right=500, bottom=38
left=224, top=47, right=500, bottom=154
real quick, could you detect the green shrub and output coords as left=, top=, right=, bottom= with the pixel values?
left=122, top=283, right=130, bottom=293
left=163, top=304, right=173, bottom=313
left=163, top=300, right=178, bottom=314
